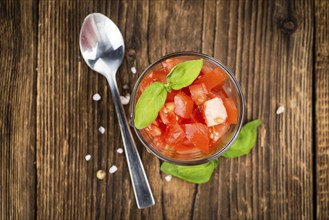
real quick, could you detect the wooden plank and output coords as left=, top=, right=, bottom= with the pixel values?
left=0, top=0, right=37, bottom=219
left=315, top=0, right=329, bottom=218
left=194, top=0, right=314, bottom=219
left=36, top=0, right=315, bottom=219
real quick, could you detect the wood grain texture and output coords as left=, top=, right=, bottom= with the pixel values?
left=0, top=0, right=37, bottom=219
left=315, top=0, right=329, bottom=218
left=195, top=0, right=314, bottom=219
left=1, top=0, right=326, bottom=219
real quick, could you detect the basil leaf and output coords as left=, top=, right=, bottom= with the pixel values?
left=222, top=119, right=261, bottom=158
left=160, top=159, right=219, bottom=184
left=134, top=82, right=167, bottom=129
left=166, top=59, right=203, bottom=90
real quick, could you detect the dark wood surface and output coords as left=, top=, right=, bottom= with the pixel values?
left=0, top=0, right=328, bottom=219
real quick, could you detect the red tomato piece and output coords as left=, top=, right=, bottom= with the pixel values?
left=201, top=64, right=213, bottom=75
left=209, top=87, right=228, bottom=100
left=144, top=124, right=162, bottom=137
left=209, top=122, right=230, bottom=143
left=182, top=123, right=210, bottom=154
left=153, top=136, right=166, bottom=149
left=174, top=142, right=197, bottom=154
left=139, top=70, right=167, bottom=92
left=190, top=107, right=205, bottom=124
left=223, top=98, right=238, bottom=124
left=166, top=90, right=179, bottom=102
left=174, top=92, right=194, bottom=119
left=159, top=102, right=178, bottom=125
left=162, top=58, right=182, bottom=73
left=164, top=124, right=186, bottom=145
left=195, top=67, right=227, bottom=91
left=189, top=83, right=208, bottom=105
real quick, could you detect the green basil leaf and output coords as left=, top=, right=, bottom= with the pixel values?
left=134, top=82, right=167, bottom=129
left=160, top=159, right=219, bottom=184
left=222, top=119, right=261, bottom=158
left=166, top=59, right=203, bottom=90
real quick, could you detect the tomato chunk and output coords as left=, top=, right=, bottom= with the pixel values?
left=182, top=123, right=210, bottom=153
left=195, top=67, right=227, bottom=91
left=144, top=124, right=162, bottom=137
left=164, top=124, right=186, bottom=145
left=203, top=97, right=227, bottom=127
left=189, top=84, right=208, bottom=105
left=174, top=92, right=194, bottom=119
left=159, top=102, right=178, bottom=125
left=162, top=58, right=182, bottom=73
left=223, top=98, right=238, bottom=124
left=209, top=122, right=230, bottom=142
left=139, top=70, right=167, bottom=92
left=166, top=90, right=179, bottom=102
left=209, top=87, right=228, bottom=100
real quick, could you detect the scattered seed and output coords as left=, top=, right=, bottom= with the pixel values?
left=98, top=126, right=105, bottom=134
left=131, top=67, right=137, bottom=74
left=85, top=154, right=91, bottom=161
left=93, top=93, right=101, bottom=101
left=96, top=170, right=106, bottom=180
left=120, top=94, right=130, bottom=105
left=165, top=175, right=172, bottom=182
left=109, top=165, right=118, bottom=174
left=276, top=106, right=285, bottom=115
left=117, top=148, right=123, bottom=154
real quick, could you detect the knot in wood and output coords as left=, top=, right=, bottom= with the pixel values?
left=128, top=49, right=136, bottom=58
left=278, top=17, right=298, bottom=34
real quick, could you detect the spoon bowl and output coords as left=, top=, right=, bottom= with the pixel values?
left=79, top=13, right=155, bottom=209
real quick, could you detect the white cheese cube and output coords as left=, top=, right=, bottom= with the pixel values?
left=203, top=97, right=227, bottom=127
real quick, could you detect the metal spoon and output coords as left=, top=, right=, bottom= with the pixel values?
left=79, top=13, right=155, bottom=209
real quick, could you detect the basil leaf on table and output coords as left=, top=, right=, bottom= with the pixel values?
left=160, top=159, right=219, bottom=184
left=166, top=59, right=203, bottom=90
left=134, top=82, right=167, bottom=129
left=222, top=119, right=261, bottom=158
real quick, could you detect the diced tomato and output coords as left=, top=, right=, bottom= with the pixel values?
left=164, top=124, right=186, bottom=145
left=209, top=122, right=230, bottom=143
left=159, top=102, right=179, bottom=125
left=182, top=123, right=210, bottom=154
left=195, top=67, right=227, bottom=91
left=144, top=124, right=162, bottom=137
left=189, top=83, right=208, bottom=105
left=190, top=107, right=205, bottom=123
left=153, top=136, right=166, bottom=149
left=162, top=58, right=182, bottom=73
left=202, top=97, right=227, bottom=127
left=223, top=98, right=238, bottom=124
left=174, top=92, right=194, bottom=119
left=209, top=87, right=228, bottom=100
left=174, top=142, right=197, bottom=154
left=137, top=60, right=238, bottom=156
left=139, top=70, right=167, bottom=92
left=166, top=90, right=179, bottom=102
left=201, top=65, right=213, bottom=75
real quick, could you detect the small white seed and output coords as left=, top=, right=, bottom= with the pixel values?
left=117, top=148, right=123, bottom=154
left=85, top=154, right=91, bottom=161
left=109, top=165, right=118, bottom=174
left=98, top=126, right=105, bottom=134
left=131, top=67, right=137, bottom=74
left=276, top=106, right=285, bottom=115
left=165, top=175, right=172, bottom=182
left=96, top=170, right=106, bottom=180
left=93, top=93, right=101, bottom=101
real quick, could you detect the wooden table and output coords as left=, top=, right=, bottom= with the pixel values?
left=1, top=0, right=328, bottom=219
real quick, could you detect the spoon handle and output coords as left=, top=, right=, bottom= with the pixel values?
left=106, top=73, right=155, bottom=209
